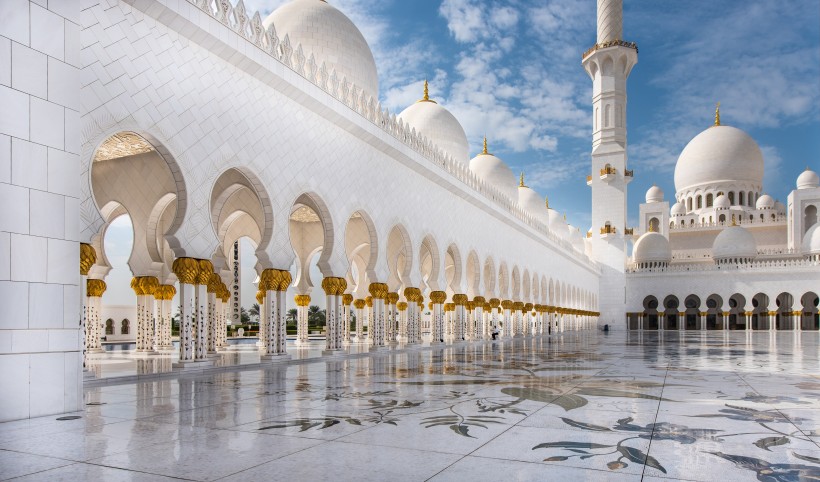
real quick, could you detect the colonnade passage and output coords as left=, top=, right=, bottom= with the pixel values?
left=79, top=244, right=599, bottom=367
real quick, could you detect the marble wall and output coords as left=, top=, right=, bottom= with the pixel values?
left=0, top=0, right=82, bottom=422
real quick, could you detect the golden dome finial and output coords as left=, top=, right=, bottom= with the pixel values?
left=482, top=136, right=489, bottom=155
left=417, top=79, right=437, bottom=104
left=714, top=102, right=721, bottom=127
left=648, top=223, right=656, bottom=233
left=563, top=213, right=567, bottom=221
left=544, top=196, right=549, bottom=209
left=731, top=215, right=737, bottom=226
left=519, top=172, right=526, bottom=188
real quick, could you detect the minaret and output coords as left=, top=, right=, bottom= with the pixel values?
left=582, top=0, right=637, bottom=326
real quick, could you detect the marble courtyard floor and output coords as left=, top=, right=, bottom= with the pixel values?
left=1, top=331, right=819, bottom=481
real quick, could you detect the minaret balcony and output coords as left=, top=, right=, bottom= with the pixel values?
left=600, top=167, right=617, bottom=182
left=586, top=175, right=592, bottom=186
left=624, top=169, right=634, bottom=184
left=600, top=225, right=617, bottom=238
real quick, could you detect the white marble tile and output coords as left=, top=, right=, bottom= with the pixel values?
left=93, top=430, right=324, bottom=480
left=30, top=3, right=64, bottom=61
left=431, top=455, right=642, bottom=482
left=10, top=137, right=47, bottom=191
left=0, top=182, right=30, bottom=234
left=218, top=440, right=462, bottom=482
left=0, top=0, right=29, bottom=46
left=0, top=280, right=28, bottom=329
left=10, top=234, right=46, bottom=283
left=8, top=462, right=186, bottom=481
left=29, top=189, right=65, bottom=239
left=28, top=281, right=63, bottom=329
left=29, top=97, right=64, bottom=150
left=0, top=449, right=73, bottom=480
left=11, top=41, right=47, bottom=99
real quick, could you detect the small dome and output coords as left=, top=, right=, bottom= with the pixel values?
left=633, top=231, right=671, bottom=264
left=774, top=201, right=786, bottom=213
left=517, top=181, right=549, bottom=225
left=674, top=125, right=764, bottom=193
left=797, top=168, right=819, bottom=190
left=645, top=185, right=664, bottom=203
left=398, top=83, right=469, bottom=164
left=548, top=209, right=567, bottom=238
left=756, top=194, right=775, bottom=210
left=802, top=222, right=820, bottom=255
left=712, top=225, right=757, bottom=260
left=266, top=0, right=379, bottom=99
left=469, top=139, right=517, bottom=201
left=714, top=194, right=730, bottom=209
left=671, top=202, right=686, bottom=216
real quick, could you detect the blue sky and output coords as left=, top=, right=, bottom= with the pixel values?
left=100, top=0, right=820, bottom=307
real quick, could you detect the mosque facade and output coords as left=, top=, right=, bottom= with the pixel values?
left=0, top=0, right=817, bottom=423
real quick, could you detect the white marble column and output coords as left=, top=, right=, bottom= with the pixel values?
left=206, top=274, right=219, bottom=355
left=354, top=299, right=366, bottom=341
left=429, top=290, right=445, bottom=344
left=256, top=290, right=265, bottom=348
left=386, top=292, right=399, bottom=343
left=474, top=297, right=485, bottom=340
left=261, top=268, right=292, bottom=360
left=172, top=258, right=199, bottom=364
left=397, top=302, right=408, bottom=342
left=80, top=244, right=97, bottom=368
left=501, top=301, right=513, bottom=338
left=453, top=294, right=467, bottom=342
left=323, top=277, right=346, bottom=352
left=295, top=294, right=310, bottom=346
left=154, top=285, right=176, bottom=350
left=369, top=283, right=388, bottom=348
left=85, top=280, right=106, bottom=353
left=194, top=261, right=212, bottom=360
left=342, top=294, right=353, bottom=344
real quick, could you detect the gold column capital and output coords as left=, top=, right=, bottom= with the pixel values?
left=295, top=294, right=311, bottom=307
left=172, top=258, right=200, bottom=285
left=452, top=294, right=468, bottom=306
left=397, top=302, right=408, bottom=311
left=342, top=293, right=353, bottom=305
left=429, top=290, right=447, bottom=304
left=196, top=260, right=214, bottom=285
left=366, top=296, right=373, bottom=307
left=353, top=298, right=366, bottom=309
left=387, top=292, right=399, bottom=305
left=261, top=268, right=292, bottom=292
left=87, top=279, right=107, bottom=297
left=79, top=243, right=96, bottom=275
left=256, top=290, right=265, bottom=305
left=473, top=296, right=486, bottom=305
left=368, top=282, right=389, bottom=299
left=207, top=273, right=221, bottom=293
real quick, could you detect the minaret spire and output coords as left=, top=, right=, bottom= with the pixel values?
left=481, top=136, right=489, bottom=155
left=714, top=102, right=721, bottom=126
left=417, top=79, right=436, bottom=104
left=519, top=172, right=526, bottom=188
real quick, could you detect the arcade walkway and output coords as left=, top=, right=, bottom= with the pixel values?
left=1, top=331, right=819, bottom=481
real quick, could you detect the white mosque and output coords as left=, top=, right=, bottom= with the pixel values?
left=0, top=0, right=817, bottom=423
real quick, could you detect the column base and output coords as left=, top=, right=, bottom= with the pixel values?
left=322, top=349, right=346, bottom=357
left=155, top=345, right=175, bottom=352
left=83, top=369, right=96, bottom=380
left=87, top=348, right=105, bottom=354
left=260, top=353, right=292, bottom=363
left=173, top=359, right=213, bottom=369
left=369, top=345, right=390, bottom=353
left=132, top=350, right=160, bottom=358
left=295, top=339, right=311, bottom=347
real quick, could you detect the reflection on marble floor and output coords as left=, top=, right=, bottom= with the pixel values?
left=2, top=331, right=819, bottom=481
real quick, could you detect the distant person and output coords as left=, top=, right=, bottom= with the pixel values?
left=491, top=327, right=499, bottom=340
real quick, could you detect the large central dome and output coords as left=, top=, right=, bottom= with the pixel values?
left=674, top=125, right=764, bottom=193
left=265, top=0, right=379, bottom=99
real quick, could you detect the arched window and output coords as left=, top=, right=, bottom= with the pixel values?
left=728, top=192, right=735, bottom=205
left=687, top=197, right=693, bottom=211
left=805, top=205, right=818, bottom=233
left=719, top=214, right=726, bottom=223
left=697, top=196, right=702, bottom=209
left=648, top=217, right=660, bottom=232
left=748, top=192, right=754, bottom=207
left=121, top=319, right=130, bottom=335
left=604, top=104, right=611, bottom=128
left=706, top=194, right=713, bottom=207
left=595, top=107, right=599, bottom=131
left=739, top=191, right=745, bottom=206
left=105, top=319, right=114, bottom=335
left=690, top=219, right=695, bottom=225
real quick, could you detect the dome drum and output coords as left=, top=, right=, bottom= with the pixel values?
left=712, top=225, right=757, bottom=265
left=632, top=231, right=671, bottom=269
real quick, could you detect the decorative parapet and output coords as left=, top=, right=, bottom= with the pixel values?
left=628, top=256, right=819, bottom=274
left=669, top=214, right=788, bottom=231
left=600, top=166, right=617, bottom=176
left=624, top=169, right=633, bottom=177
left=624, top=228, right=634, bottom=236
left=582, top=39, right=638, bottom=60
left=600, top=224, right=617, bottom=236
left=187, top=0, right=596, bottom=270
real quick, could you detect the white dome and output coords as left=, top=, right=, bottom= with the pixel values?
left=714, top=194, right=730, bottom=209
left=469, top=141, right=517, bottom=201
left=633, top=231, right=671, bottom=264
left=399, top=88, right=469, bottom=164
left=797, top=168, right=819, bottom=189
left=517, top=183, right=549, bottom=225
left=645, top=185, right=664, bottom=203
left=801, top=222, right=820, bottom=255
left=674, top=125, right=764, bottom=193
left=548, top=209, right=567, bottom=238
left=265, top=0, right=379, bottom=99
left=774, top=201, right=786, bottom=213
left=756, top=194, right=774, bottom=209
left=671, top=202, right=686, bottom=216
left=712, top=225, right=757, bottom=260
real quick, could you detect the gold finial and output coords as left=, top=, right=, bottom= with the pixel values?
left=714, top=102, right=721, bottom=127
left=519, top=172, right=526, bottom=188
left=544, top=196, right=549, bottom=209
left=482, top=136, right=489, bottom=155
left=731, top=215, right=737, bottom=226
left=563, top=213, right=567, bottom=221
left=648, top=223, right=656, bottom=233
left=416, top=79, right=437, bottom=104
